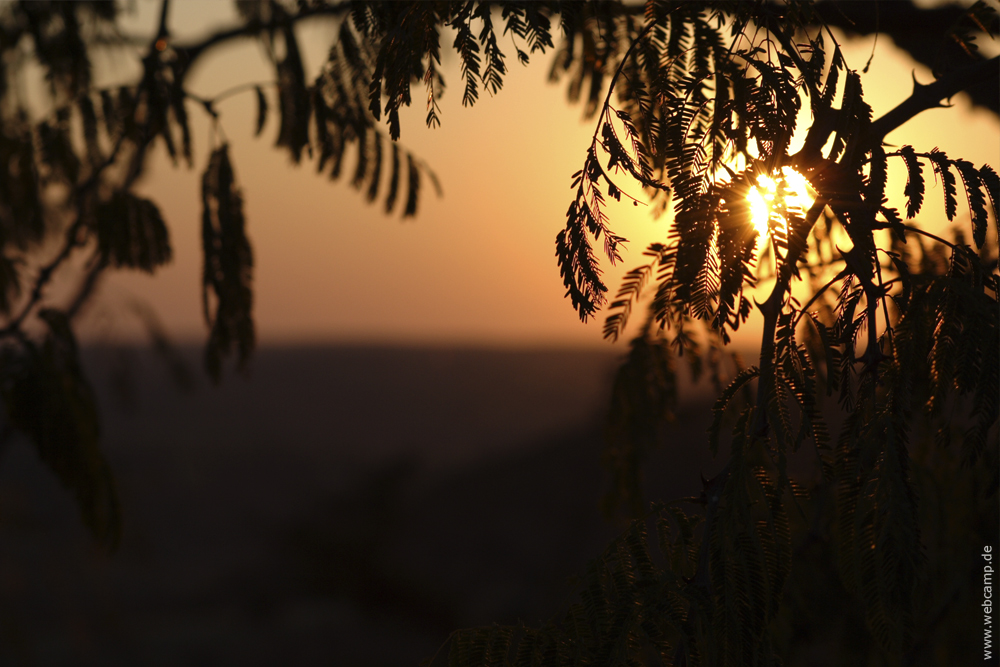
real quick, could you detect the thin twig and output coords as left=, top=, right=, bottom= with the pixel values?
left=0, top=129, right=130, bottom=337
left=792, top=266, right=850, bottom=330
left=204, top=80, right=277, bottom=106
left=589, top=19, right=659, bottom=148
left=0, top=56, right=153, bottom=340
left=900, top=223, right=959, bottom=250
left=173, top=2, right=353, bottom=83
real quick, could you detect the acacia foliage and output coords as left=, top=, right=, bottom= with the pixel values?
left=422, top=2, right=996, bottom=666
left=0, top=1, right=995, bottom=664
left=0, top=0, right=453, bottom=541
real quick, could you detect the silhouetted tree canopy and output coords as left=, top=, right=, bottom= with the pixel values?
left=0, top=1, right=997, bottom=665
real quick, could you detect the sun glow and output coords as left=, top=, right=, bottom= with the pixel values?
left=747, top=167, right=814, bottom=241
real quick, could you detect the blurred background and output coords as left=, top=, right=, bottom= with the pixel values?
left=0, top=1, right=996, bottom=665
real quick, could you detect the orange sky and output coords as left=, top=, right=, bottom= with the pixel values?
left=77, top=1, right=1000, bottom=350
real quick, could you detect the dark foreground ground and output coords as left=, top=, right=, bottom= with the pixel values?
left=0, top=345, right=725, bottom=666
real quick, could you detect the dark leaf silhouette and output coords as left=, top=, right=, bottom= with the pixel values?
left=0, top=6, right=993, bottom=665
left=95, top=192, right=172, bottom=272
left=201, top=145, right=254, bottom=382
left=254, top=85, right=268, bottom=136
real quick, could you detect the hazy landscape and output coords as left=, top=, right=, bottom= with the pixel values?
left=0, top=344, right=723, bottom=666
left=0, top=1, right=993, bottom=664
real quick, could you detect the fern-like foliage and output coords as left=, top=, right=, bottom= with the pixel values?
left=95, top=193, right=172, bottom=272
left=429, top=410, right=804, bottom=667
left=0, top=310, right=121, bottom=547
left=200, top=144, right=254, bottom=383
left=0, top=0, right=462, bottom=546
left=602, top=327, right=678, bottom=518
left=0, top=5, right=994, bottom=663
left=432, top=1, right=998, bottom=665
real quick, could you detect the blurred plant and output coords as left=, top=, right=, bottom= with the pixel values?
left=0, top=1, right=995, bottom=664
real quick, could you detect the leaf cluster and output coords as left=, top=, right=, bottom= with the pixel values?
left=0, top=5, right=994, bottom=664
left=436, top=1, right=1000, bottom=665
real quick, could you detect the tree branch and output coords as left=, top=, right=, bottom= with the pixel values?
left=172, top=2, right=352, bottom=83
left=0, top=125, right=134, bottom=339
left=810, top=0, right=999, bottom=116
left=866, top=55, right=999, bottom=146
left=899, top=223, right=959, bottom=250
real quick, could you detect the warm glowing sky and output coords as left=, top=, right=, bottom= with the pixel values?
left=77, top=1, right=1000, bottom=349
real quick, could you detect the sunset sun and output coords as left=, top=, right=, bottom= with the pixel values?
left=747, top=167, right=814, bottom=241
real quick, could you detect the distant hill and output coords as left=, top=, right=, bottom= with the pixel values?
left=0, top=344, right=722, bottom=666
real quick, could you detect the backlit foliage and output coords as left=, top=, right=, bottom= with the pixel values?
left=428, top=2, right=997, bottom=666
left=0, top=2, right=996, bottom=664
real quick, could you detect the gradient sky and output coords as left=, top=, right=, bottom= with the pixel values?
left=76, top=1, right=1000, bottom=349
